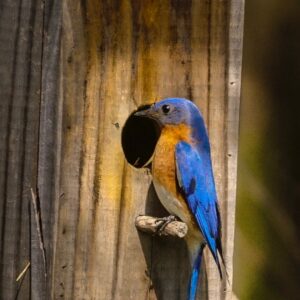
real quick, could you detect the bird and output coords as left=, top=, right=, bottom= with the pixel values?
left=134, top=98, right=224, bottom=300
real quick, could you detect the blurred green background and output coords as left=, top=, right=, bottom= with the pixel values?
left=233, top=0, right=300, bottom=299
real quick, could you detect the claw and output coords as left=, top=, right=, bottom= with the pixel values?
left=155, top=215, right=178, bottom=235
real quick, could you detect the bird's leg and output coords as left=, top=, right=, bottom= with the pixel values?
left=155, top=215, right=178, bottom=235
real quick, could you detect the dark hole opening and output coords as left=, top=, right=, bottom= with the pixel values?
left=122, top=106, right=161, bottom=168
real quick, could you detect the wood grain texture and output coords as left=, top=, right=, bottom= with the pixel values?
left=35, top=0, right=62, bottom=299
left=0, top=0, right=44, bottom=299
left=0, top=0, right=244, bottom=299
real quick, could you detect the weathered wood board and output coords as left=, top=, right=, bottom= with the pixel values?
left=0, top=0, right=244, bottom=299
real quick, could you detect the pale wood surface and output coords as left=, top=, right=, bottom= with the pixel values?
left=0, top=1, right=244, bottom=299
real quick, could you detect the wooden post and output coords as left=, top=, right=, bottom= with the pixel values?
left=0, top=0, right=244, bottom=299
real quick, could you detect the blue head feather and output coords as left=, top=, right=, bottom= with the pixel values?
left=137, top=98, right=211, bottom=154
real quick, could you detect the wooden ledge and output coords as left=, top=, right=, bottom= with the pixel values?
left=135, top=215, right=188, bottom=238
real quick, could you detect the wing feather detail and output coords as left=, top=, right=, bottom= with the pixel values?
left=175, top=141, right=223, bottom=276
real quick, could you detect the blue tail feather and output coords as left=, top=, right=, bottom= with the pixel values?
left=188, top=247, right=203, bottom=300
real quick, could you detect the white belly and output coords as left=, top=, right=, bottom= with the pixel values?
left=153, top=178, right=204, bottom=260
left=153, top=179, right=190, bottom=224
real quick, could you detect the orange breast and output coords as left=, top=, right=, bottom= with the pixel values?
left=152, top=124, right=191, bottom=195
left=152, top=124, right=201, bottom=238
left=152, top=124, right=192, bottom=214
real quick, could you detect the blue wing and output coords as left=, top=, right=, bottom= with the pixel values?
left=175, top=141, right=223, bottom=276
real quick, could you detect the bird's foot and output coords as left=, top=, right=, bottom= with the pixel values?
left=155, top=215, right=178, bottom=236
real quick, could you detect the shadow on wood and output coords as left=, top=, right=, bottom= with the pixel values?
left=136, top=183, right=208, bottom=300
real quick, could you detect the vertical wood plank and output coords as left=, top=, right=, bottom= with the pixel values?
left=0, top=0, right=43, bottom=298
left=224, top=1, right=245, bottom=299
left=52, top=1, right=86, bottom=298
left=204, top=1, right=229, bottom=299
left=33, top=0, right=62, bottom=298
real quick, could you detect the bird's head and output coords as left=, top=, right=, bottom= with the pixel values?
left=133, top=97, right=211, bottom=154
left=134, top=98, right=199, bottom=127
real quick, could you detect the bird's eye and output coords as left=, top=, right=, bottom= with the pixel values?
left=162, top=104, right=171, bottom=114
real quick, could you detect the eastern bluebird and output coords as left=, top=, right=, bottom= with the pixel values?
left=134, top=98, right=224, bottom=300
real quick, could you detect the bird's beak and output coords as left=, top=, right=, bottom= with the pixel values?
left=134, top=110, right=148, bottom=117
left=134, top=104, right=162, bottom=126
left=134, top=104, right=155, bottom=118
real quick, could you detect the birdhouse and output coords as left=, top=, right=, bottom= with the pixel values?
left=0, top=1, right=244, bottom=299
